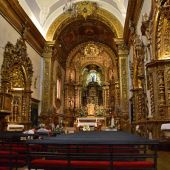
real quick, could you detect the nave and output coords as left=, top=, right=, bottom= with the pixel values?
left=0, top=0, right=170, bottom=169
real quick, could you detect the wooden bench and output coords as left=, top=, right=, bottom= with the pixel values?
left=27, top=143, right=157, bottom=170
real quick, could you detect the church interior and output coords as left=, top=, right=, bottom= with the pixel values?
left=0, top=0, right=170, bottom=169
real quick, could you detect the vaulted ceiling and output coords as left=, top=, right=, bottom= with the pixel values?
left=18, top=0, right=128, bottom=68
left=58, top=18, right=115, bottom=53
left=18, top=0, right=128, bottom=38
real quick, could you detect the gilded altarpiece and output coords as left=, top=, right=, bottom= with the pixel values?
left=1, top=38, right=33, bottom=127
left=146, top=0, right=170, bottom=139
left=64, top=42, right=129, bottom=127
left=131, top=0, right=170, bottom=139
left=129, top=31, right=148, bottom=137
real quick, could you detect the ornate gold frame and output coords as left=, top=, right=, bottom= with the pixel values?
left=1, top=38, right=33, bottom=127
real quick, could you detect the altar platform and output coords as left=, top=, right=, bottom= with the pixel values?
left=27, top=131, right=158, bottom=145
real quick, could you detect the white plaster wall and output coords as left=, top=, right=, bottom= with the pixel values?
left=0, top=15, right=42, bottom=101
left=136, top=0, right=152, bottom=36
left=0, top=15, right=20, bottom=72
left=26, top=42, right=42, bottom=100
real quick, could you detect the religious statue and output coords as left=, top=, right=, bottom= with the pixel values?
left=87, top=101, right=95, bottom=116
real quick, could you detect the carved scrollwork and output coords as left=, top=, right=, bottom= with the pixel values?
left=1, top=38, right=33, bottom=126
left=160, top=0, right=170, bottom=20
left=1, top=38, right=33, bottom=85
left=131, top=34, right=145, bottom=89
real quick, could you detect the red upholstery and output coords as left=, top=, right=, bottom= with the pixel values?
left=0, top=159, right=26, bottom=166
left=71, top=160, right=111, bottom=168
left=113, top=161, right=154, bottom=169
left=0, top=151, right=17, bottom=155
left=0, top=167, right=10, bottom=170
left=8, top=147, right=27, bottom=152
left=0, top=146, right=27, bottom=152
left=31, top=159, right=68, bottom=168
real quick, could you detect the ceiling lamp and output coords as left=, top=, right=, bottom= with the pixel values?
left=63, top=0, right=98, bottom=19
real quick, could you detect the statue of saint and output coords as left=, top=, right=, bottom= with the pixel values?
left=87, top=101, right=95, bottom=116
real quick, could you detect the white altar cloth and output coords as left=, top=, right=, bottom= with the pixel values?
left=77, top=117, right=105, bottom=127
left=161, top=123, right=170, bottom=130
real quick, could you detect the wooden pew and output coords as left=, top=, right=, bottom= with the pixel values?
left=27, top=143, right=157, bottom=170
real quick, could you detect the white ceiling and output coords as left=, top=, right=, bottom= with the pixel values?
left=18, top=0, right=128, bottom=38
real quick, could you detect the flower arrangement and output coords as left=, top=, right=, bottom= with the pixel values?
left=96, top=106, right=105, bottom=116
left=82, top=125, right=90, bottom=131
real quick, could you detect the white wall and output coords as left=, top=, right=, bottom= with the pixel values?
left=26, top=42, right=42, bottom=100
left=0, top=15, right=20, bottom=68
left=0, top=15, right=42, bottom=101
left=136, top=0, right=152, bottom=36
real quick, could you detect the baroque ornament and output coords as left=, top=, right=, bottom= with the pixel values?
left=46, top=8, right=123, bottom=41
left=1, top=38, right=33, bottom=126
left=1, top=38, right=33, bottom=85
left=84, top=43, right=100, bottom=57
left=74, top=1, right=98, bottom=19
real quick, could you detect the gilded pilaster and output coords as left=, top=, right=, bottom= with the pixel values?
left=102, top=86, right=107, bottom=108
left=41, top=41, right=55, bottom=115
left=116, top=40, right=129, bottom=114
left=103, top=83, right=110, bottom=109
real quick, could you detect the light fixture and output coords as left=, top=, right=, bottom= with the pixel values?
left=63, top=0, right=98, bottom=19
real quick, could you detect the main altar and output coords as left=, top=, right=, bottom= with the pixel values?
left=75, top=101, right=106, bottom=131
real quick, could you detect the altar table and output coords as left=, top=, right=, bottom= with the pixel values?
left=76, top=117, right=105, bottom=127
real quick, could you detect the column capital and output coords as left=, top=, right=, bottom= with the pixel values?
left=114, top=38, right=129, bottom=55
left=43, top=41, right=56, bottom=57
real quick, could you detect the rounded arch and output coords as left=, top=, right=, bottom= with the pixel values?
left=66, top=41, right=119, bottom=83
left=66, top=41, right=118, bottom=66
left=46, top=8, right=123, bottom=41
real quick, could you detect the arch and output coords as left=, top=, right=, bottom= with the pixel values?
left=46, top=8, right=123, bottom=41
left=66, top=41, right=118, bottom=82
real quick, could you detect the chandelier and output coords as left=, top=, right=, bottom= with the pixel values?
left=63, top=0, right=98, bottom=19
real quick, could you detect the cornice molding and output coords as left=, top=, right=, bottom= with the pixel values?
left=146, top=59, right=170, bottom=68
left=0, top=0, right=45, bottom=55
left=123, top=0, right=144, bottom=45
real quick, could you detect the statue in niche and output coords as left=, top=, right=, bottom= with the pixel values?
left=87, top=100, right=95, bottom=116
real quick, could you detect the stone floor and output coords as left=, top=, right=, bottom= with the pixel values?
left=157, top=151, right=170, bottom=170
